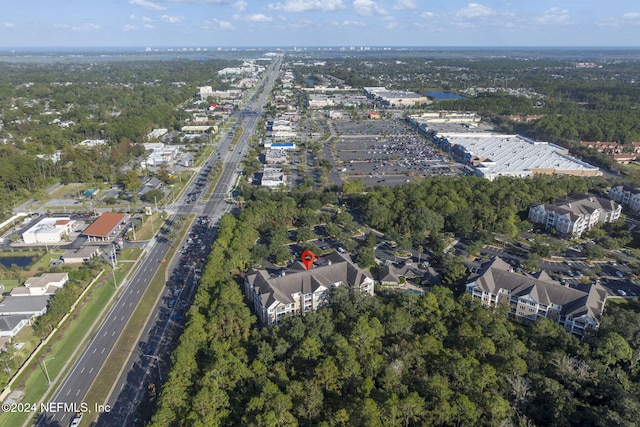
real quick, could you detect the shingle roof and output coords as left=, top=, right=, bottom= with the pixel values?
left=470, top=257, right=606, bottom=321
left=246, top=252, right=373, bottom=308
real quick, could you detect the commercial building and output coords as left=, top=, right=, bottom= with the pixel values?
left=244, top=252, right=374, bottom=325
left=22, top=217, right=77, bottom=244
left=142, top=143, right=181, bottom=167
left=528, top=194, right=621, bottom=238
left=363, top=87, right=429, bottom=107
left=61, top=246, right=101, bottom=264
left=265, top=149, right=289, bottom=165
left=82, top=212, right=127, bottom=242
left=466, top=257, right=607, bottom=337
left=438, top=133, right=601, bottom=180
left=260, top=167, right=286, bottom=188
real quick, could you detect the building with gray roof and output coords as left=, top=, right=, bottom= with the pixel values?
left=529, top=193, right=621, bottom=238
left=0, top=315, right=31, bottom=337
left=0, top=295, right=50, bottom=318
left=244, top=252, right=374, bottom=325
left=466, top=257, right=607, bottom=337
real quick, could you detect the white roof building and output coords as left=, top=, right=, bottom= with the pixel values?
left=261, top=167, right=286, bottom=188
left=22, top=217, right=77, bottom=244
left=441, top=133, right=602, bottom=180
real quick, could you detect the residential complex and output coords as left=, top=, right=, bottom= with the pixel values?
left=528, top=193, right=621, bottom=238
left=610, top=184, right=640, bottom=215
left=466, top=257, right=607, bottom=337
left=244, top=252, right=374, bottom=325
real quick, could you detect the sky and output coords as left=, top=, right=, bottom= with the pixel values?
left=2, top=0, right=640, bottom=48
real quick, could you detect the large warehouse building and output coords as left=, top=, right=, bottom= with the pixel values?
left=438, top=133, right=601, bottom=180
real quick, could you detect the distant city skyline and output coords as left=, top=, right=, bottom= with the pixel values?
left=2, top=1, right=640, bottom=48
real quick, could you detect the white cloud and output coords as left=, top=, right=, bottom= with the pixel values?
left=2, top=22, right=14, bottom=28
left=385, top=20, right=399, bottom=29
left=533, top=7, right=571, bottom=26
left=129, top=15, right=153, bottom=22
left=165, top=0, right=229, bottom=3
left=598, top=11, right=640, bottom=27
left=622, top=12, right=640, bottom=23
left=123, top=24, right=137, bottom=31
left=333, top=19, right=365, bottom=27
left=456, top=3, right=495, bottom=19
left=393, top=0, right=417, bottom=10
left=289, top=19, right=317, bottom=29
left=144, top=24, right=156, bottom=29
left=129, top=0, right=166, bottom=11
left=353, top=0, right=387, bottom=16
left=420, top=11, right=434, bottom=19
left=232, top=1, right=248, bottom=12
left=267, top=0, right=345, bottom=12
left=160, top=15, right=184, bottom=23
left=55, top=23, right=101, bottom=32
left=204, top=17, right=235, bottom=30
left=233, top=13, right=273, bottom=22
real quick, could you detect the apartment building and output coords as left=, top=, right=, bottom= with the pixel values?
left=466, top=257, right=607, bottom=337
left=610, top=184, right=640, bottom=215
left=244, top=252, right=374, bottom=325
left=528, top=193, right=621, bottom=238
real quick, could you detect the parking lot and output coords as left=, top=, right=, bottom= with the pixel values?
left=332, top=119, right=455, bottom=187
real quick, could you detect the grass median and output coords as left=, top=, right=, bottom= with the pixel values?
left=81, top=215, right=194, bottom=425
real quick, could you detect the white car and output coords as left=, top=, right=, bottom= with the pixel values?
left=69, top=412, right=83, bottom=427
left=618, top=289, right=627, bottom=296
left=616, top=271, right=624, bottom=278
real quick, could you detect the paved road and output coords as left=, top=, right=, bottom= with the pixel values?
left=35, top=55, right=282, bottom=427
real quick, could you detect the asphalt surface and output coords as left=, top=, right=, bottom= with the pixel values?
left=35, top=55, right=282, bottom=427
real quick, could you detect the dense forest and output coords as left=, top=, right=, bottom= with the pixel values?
left=353, top=174, right=607, bottom=241
left=150, top=187, right=640, bottom=427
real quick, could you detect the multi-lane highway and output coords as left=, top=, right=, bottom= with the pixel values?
left=35, top=54, right=282, bottom=427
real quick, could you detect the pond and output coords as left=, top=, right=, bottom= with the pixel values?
left=0, top=256, right=34, bottom=268
left=424, top=91, right=466, bottom=100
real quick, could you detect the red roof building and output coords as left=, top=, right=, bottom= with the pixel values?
left=82, top=213, right=128, bottom=242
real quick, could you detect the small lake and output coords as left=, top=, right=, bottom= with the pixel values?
left=425, top=91, right=466, bottom=100
left=0, top=257, right=34, bottom=268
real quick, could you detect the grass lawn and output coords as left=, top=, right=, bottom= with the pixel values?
left=134, top=214, right=166, bottom=241
left=607, top=297, right=631, bottom=306
left=48, top=183, right=85, bottom=200
left=0, top=279, right=21, bottom=294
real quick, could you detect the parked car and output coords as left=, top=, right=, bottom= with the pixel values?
left=616, top=271, right=624, bottom=278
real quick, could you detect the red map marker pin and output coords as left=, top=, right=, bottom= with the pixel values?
left=301, top=250, right=316, bottom=270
